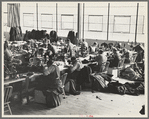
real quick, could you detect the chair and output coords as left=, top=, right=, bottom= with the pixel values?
left=60, top=73, right=68, bottom=98
left=100, top=61, right=110, bottom=73
left=117, top=58, right=125, bottom=77
left=130, top=53, right=138, bottom=69
left=4, top=86, right=13, bottom=115
left=124, top=53, right=138, bottom=69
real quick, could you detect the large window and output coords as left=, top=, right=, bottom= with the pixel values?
left=113, top=15, right=131, bottom=33
left=88, top=15, right=103, bottom=32
left=61, top=14, right=74, bottom=30
left=23, top=13, right=34, bottom=27
left=41, top=14, right=53, bottom=29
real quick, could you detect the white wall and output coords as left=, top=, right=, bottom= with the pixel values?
left=38, top=3, right=56, bottom=33
left=83, top=2, right=108, bottom=40
left=83, top=2, right=146, bottom=43
left=2, top=2, right=147, bottom=44
left=57, top=3, right=78, bottom=37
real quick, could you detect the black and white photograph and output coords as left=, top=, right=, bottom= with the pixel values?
left=1, top=1, right=148, bottom=117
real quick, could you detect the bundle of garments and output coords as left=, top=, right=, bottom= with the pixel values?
left=9, top=26, right=22, bottom=41
left=107, top=81, right=144, bottom=96
left=120, top=66, right=144, bottom=81
left=23, top=29, right=47, bottom=41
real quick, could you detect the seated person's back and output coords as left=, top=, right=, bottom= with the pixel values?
left=95, top=49, right=107, bottom=71
left=67, top=57, right=83, bottom=80
left=109, top=48, right=121, bottom=68
left=43, top=60, right=62, bottom=89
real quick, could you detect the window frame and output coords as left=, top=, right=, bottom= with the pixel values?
left=88, top=15, right=103, bottom=32
left=23, top=13, right=34, bottom=28
left=61, top=14, right=74, bottom=30
left=41, top=13, right=53, bottom=29
left=113, top=15, right=131, bottom=34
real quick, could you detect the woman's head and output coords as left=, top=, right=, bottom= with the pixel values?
left=47, top=59, right=53, bottom=67
left=4, top=41, right=8, bottom=50
left=71, top=56, right=77, bottom=64
left=112, top=47, right=117, bottom=53
left=48, top=43, right=52, bottom=50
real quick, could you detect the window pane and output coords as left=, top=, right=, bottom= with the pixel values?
left=88, top=15, right=103, bottom=31
left=114, top=16, right=131, bottom=33
left=61, top=14, right=74, bottom=30
left=41, top=14, right=53, bottom=29
left=23, top=13, right=34, bottom=27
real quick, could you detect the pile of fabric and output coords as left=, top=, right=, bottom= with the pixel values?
left=9, top=27, right=22, bottom=41
left=107, top=81, right=144, bottom=96
left=23, top=29, right=47, bottom=41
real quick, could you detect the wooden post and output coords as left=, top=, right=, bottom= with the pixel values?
left=56, top=3, right=58, bottom=33
left=77, top=3, right=81, bottom=40
left=135, top=3, right=139, bottom=45
left=107, top=3, right=110, bottom=41
left=36, top=3, right=38, bottom=30
left=82, top=3, right=85, bottom=39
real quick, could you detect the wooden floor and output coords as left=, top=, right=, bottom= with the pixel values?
left=4, top=77, right=146, bottom=117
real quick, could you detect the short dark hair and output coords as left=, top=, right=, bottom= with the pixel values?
left=98, top=49, right=103, bottom=54
left=47, top=59, right=53, bottom=66
left=71, top=56, right=76, bottom=62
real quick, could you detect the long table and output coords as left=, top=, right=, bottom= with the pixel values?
left=4, top=64, right=68, bottom=104
left=4, top=73, right=43, bottom=104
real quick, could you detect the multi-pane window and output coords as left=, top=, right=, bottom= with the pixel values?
left=41, top=14, right=53, bottom=29
left=88, top=15, right=103, bottom=32
left=23, top=13, right=34, bottom=27
left=113, top=15, right=131, bottom=33
left=61, top=14, right=74, bottom=30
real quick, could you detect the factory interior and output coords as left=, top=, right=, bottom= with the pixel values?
left=2, top=1, right=148, bottom=118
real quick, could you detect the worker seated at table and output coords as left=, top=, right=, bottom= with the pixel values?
left=65, top=57, right=81, bottom=95
left=65, top=39, right=77, bottom=57
left=89, top=42, right=98, bottom=54
left=90, top=49, right=107, bottom=72
left=44, top=43, right=56, bottom=63
left=67, top=57, right=83, bottom=81
left=23, top=40, right=31, bottom=51
left=101, top=42, right=108, bottom=51
left=108, top=43, right=114, bottom=51
left=80, top=39, right=89, bottom=57
left=109, top=47, right=121, bottom=68
left=121, top=48, right=131, bottom=63
left=36, top=59, right=63, bottom=94
left=4, top=41, right=22, bottom=77
left=114, top=42, right=121, bottom=50
left=4, top=42, right=22, bottom=65
left=133, top=44, right=144, bottom=73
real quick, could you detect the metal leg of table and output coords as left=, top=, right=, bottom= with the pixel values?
left=25, top=76, right=30, bottom=104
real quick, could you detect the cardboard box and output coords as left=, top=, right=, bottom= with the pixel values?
left=107, top=68, right=118, bottom=78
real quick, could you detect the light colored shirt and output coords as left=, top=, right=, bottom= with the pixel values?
left=68, top=42, right=76, bottom=57
left=70, top=60, right=83, bottom=73
left=43, top=64, right=61, bottom=89
left=95, top=53, right=107, bottom=66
